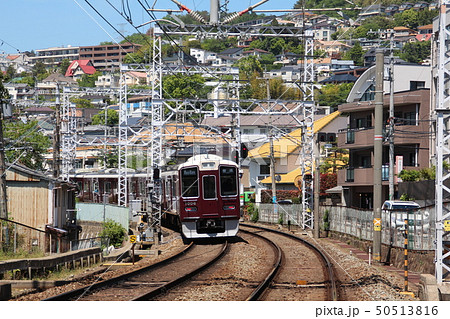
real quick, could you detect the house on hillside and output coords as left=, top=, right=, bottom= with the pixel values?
left=336, top=63, right=431, bottom=208
left=65, top=59, right=96, bottom=80
left=36, top=73, right=77, bottom=100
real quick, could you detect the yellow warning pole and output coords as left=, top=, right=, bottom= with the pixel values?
left=404, top=218, right=408, bottom=292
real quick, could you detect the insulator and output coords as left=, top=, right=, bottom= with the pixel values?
left=189, top=11, right=206, bottom=24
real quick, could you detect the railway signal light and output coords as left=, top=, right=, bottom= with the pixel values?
left=240, top=143, right=248, bottom=158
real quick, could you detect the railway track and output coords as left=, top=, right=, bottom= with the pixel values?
left=43, top=242, right=228, bottom=301
left=240, top=223, right=339, bottom=301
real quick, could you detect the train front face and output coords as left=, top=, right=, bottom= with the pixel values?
left=179, top=158, right=240, bottom=239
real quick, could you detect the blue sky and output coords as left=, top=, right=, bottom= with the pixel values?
left=0, top=0, right=298, bottom=54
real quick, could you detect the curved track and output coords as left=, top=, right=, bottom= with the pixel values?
left=43, top=242, right=227, bottom=301
left=240, top=223, right=338, bottom=301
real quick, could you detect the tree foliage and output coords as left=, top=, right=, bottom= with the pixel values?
left=99, top=219, right=126, bottom=248
left=92, top=109, right=119, bottom=126
left=162, top=73, right=207, bottom=99
left=3, top=120, right=51, bottom=171
left=343, top=41, right=365, bottom=66
left=317, top=83, right=354, bottom=110
left=400, top=40, right=431, bottom=64
left=77, top=71, right=101, bottom=88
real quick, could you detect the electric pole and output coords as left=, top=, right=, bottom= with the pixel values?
left=388, top=31, right=395, bottom=200
left=373, top=49, right=384, bottom=264
left=0, top=82, right=8, bottom=219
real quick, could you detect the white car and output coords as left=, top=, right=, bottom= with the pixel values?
left=382, top=200, right=423, bottom=229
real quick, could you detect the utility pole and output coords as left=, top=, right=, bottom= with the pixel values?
left=313, top=135, right=320, bottom=238
left=388, top=31, right=395, bottom=200
left=0, top=99, right=8, bottom=219
left=267, top=79, right=277, bottom=210
left=373, top=49, right=384, bottom=264
left=0, top=91, right=7, bottom=219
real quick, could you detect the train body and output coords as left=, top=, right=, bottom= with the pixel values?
left=161, top=154, right=240, bottom=239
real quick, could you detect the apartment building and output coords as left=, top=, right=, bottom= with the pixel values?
left=31, top=46, right=80, bottom=66
left=78, top=43, right=142, bottom=69
left=336, top=63, right=431, bottom=208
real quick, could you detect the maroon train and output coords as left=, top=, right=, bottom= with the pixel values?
left=161, top=154, right=240, bottom=239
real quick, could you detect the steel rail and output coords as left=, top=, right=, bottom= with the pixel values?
left=132, top=241, right=229, bottom=300
left=240, top=223, right=338, bottom=301
left=239, top=228, right=283, bottom=301
left=42, top=242, right=195, bottom=301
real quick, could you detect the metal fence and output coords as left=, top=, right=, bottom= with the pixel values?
left=253, top=203, right=436, bottom=251
left=322, top=205, right=436, bottom=251
left=257, top=204, right=303, bottom=226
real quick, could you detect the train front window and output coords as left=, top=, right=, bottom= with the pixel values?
left=181, top=168, right=199, bottom=197
left=203, top=175, right=216, bottom=199
left=220, top=166, right=237, bottom=196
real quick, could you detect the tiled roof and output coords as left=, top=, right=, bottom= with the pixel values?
left=65, top=60, right=96, bottom=77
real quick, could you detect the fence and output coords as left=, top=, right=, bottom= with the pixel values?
left=322, top=205, right=436, bottom=251
left=257, top=204, right=303, bottom=226
left=253, top=203, right=436, bottom=251
left=0, top=217, right=47, bottom=258
left=76, top=202, right=129, bottom=230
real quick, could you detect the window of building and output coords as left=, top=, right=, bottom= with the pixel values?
left=260, top=164, right=270, bottom=175
left=410, top=81, right=425, bottom=91
left=360, top=84, right=375, bottom=101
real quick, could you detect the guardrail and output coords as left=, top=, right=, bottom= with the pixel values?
left=0, top=247, right=102, bottom=279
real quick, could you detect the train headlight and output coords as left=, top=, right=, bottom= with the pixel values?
left=223, top=205, right=235, bottom=210
left=185, top=206, right=197, bottom=212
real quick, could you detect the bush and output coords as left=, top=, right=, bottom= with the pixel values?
left=100, top=219, right=126, bottom=248
left=247, top=202, right=259, bottom=222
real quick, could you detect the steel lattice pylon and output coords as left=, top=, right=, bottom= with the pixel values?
left=118, top=70, right=128, bottom=206
left=61, top=89, right=77, bottom=182
left=300, top=31, right=315, bottom=229
left=435, top=0, right=450, bottom=284
left=151, top=35, right=164, bottom=172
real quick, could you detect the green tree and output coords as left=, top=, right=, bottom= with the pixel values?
left=400, top=41, right=431, bottom=64
left=59, top=59, right=71, bottom=75
left=100, top=219, right=126, bottom=248
left=97, top=148, right=119, bottom=169
left=77, top=71, right=101, bottom=87
left=162, top=73, right=207, bottom=99
left=317, top=83, right=354, bottom=111
left=71, top=98, right=93, bottom=109
left=32, top=61, right=47, bottom=79
left=92, top=109, right=119, bottom=126
left=343, top=41, right=365, bottom=66
left=236, top=55, right=263, bottom=80
left=3, top=120, right=51, bottom=171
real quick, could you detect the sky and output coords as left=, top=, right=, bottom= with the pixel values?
left=0, top=0, right=299, bottom=55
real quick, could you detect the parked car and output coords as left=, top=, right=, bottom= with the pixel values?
left=382, top=200, right=426, bottom=230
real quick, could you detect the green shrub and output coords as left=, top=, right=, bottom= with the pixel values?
left=100, top=219, right=126, bottom=248
left=247, top=202, right=259, bottom=222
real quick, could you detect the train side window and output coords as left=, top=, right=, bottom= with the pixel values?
left=203, top=175, right=216, bottom=199
left=181, top=167, right=199, bottom=198
left=220, top=166, right=237, bottom=196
